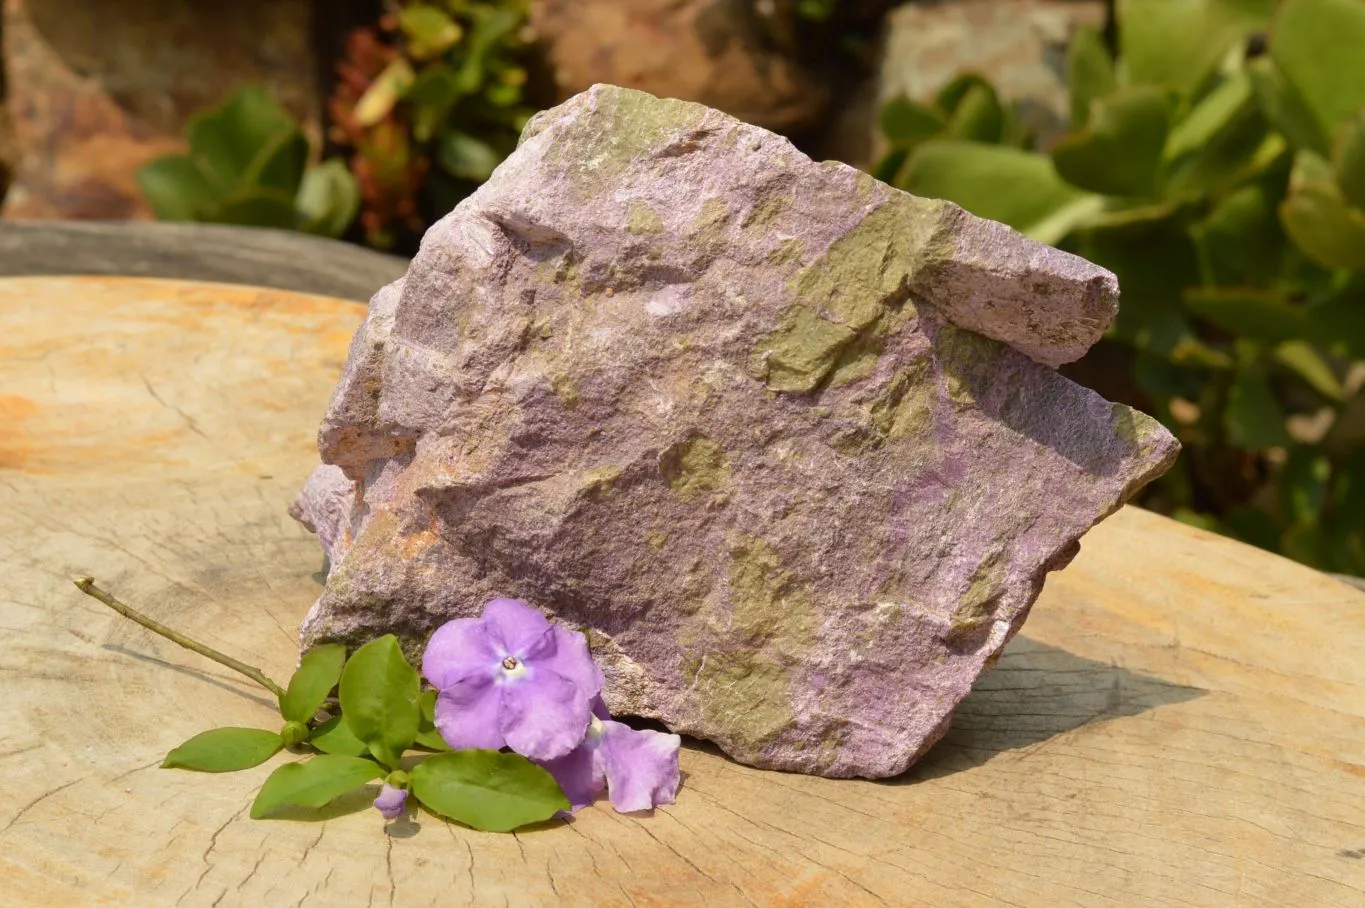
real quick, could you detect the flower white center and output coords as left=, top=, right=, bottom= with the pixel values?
left=500, top=654, right=528, bottom=680
left=584, top=715, right=605, bottom=747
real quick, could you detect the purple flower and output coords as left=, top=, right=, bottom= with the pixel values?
left=537, top=699, right=681, bottom=813
left=422, top=598, right=605, bottom=761
left=373, top=783, right=407, bottom=819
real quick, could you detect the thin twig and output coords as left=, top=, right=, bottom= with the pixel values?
left=73, top=576, right=287, bottom=701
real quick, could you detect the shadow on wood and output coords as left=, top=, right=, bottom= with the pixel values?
left=666, top=634, right=1205, bottom=785
left=902, top=636, right=1205, bottom=785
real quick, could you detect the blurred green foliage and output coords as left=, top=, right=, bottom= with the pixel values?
left=794, top=0, right=840, bottom=20
left=137, top=86, right=360, bottom=238
left=878, top=0, right=1365, bottom=574
left=330, top=0, right=535, bottom=248
left=139, top=1, right=532, bottom=249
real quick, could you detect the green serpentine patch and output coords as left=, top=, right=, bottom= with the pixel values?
left=685, top=534, right=818, bottom=755
left=543, top=89, right=709, bottom=201
left=870, top=357, right=937, bottom=440
left=751, top=194, right=954, bottom=393
left=627, top=200, right=664, bottom=236
left=659, top=435, right=730, bottom=500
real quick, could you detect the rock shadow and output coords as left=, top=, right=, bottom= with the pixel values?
left=928, top=318, right=1144, bottom=478
left=890, top=635, right=1205, bottom=785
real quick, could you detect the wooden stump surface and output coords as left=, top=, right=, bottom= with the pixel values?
left=0, top=221, right=409, bottom=301
left=2, top=276, right=1363, bottom=907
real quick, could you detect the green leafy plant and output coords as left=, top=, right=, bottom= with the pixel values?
left=137, top=86, right=360, bottom=238
left=329, top=1, right=535, bottom=248
left=875, top=0, right=1365, bottom=575
left=74, top=577, right=569, bottom=831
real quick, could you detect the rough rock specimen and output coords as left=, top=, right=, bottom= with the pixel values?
left=293, top=84, right=1179, bottom=779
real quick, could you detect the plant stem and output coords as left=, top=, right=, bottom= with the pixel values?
left=73, top=576, right=287, bottom=701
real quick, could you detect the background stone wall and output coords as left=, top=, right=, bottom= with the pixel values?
left=0, top=0, right=318, bottom=219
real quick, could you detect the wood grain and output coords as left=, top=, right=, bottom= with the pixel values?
left=1, top=276, right=1362, bottom=907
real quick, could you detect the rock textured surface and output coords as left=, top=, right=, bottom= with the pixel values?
left=293, top=84, right=1179, bottom=778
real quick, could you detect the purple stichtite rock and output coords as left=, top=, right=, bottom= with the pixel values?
left=292, top=84, right=1179, bottom=779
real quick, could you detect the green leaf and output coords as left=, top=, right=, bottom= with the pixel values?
left=250, top=755, right=384, bottom=819
left=873, top=147, right=910, bottom=184
left=1084, top=222, right=1218, bottom=363
left=415, top=728, right=453, bottom=751
left=1134, top=349, right=1205, bottom=398
left=1083, top=198, right=1190, bottom=231
left=1280, top=155, right=1365, bottom=269
left=162, top=727, right=282, bottom=773
left=1184, top=287, right=1309, bottom=341
left=1294, top=148, right=1338, bottom=184
left=455, top=6, right=523, bottom=95
left=998, top=103, right=1033, bottom=148
left=901, top=141, right=1104, bottom=245
left=1068, top=27, right=1117, bottom=129
left=1118, top=0, right=1275, bottom=96
left=1272, top=339, right=1343, bottom=400
left=1197, top=182, right=1287, bottom=285
left=296, top=160, right=361, bottom=238
left=1247, top=57, right=1331, bottom=156
left=186, top=86, right=298, bottom=189
left=405, top=64, right=463, bottom=143
left=1269, top=0, right=1365, bottom=138
left=878, top=96, right=945, bottom=147
left=280, top=643, right=347, bottom=725
left=1163, top=105, right=1276, bottom=201
left=309, top=714, right=370, bottom=757
left=437, top=131, right=502, bottom=182
left=414, top=689, right=451, bottom=751
left=942, top=83, right=1004, bottom=143
left=1333, top=109, right=1365, bottom=211
left=1165, top=73, right=1254, bottom=163
left=208, top=190, right=300, bottom=230
left=1224, top=361, right=1292, bottom=449
left=246, top=129, right=309, bottom=195
left=137, top=155, right=218, bottom=221
left=1307, top=281, right=1365, bottom=359
left=338, top=634, right=421, bottom=767
left=484, top=81, right=522, bottom=108
left=1052, top=86, right=1173, bottom=197
left=410, top=750, right=570, bottom=832
left=354, top=58, right=417, bottom=129
left=399, top=5, right=463, bottom=60
left=933, top=73, right=987, bottom=114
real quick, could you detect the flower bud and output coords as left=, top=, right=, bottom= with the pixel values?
left=373, top=783, right=408, bottom=820
left=280, top=720, right=310, bottom=747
